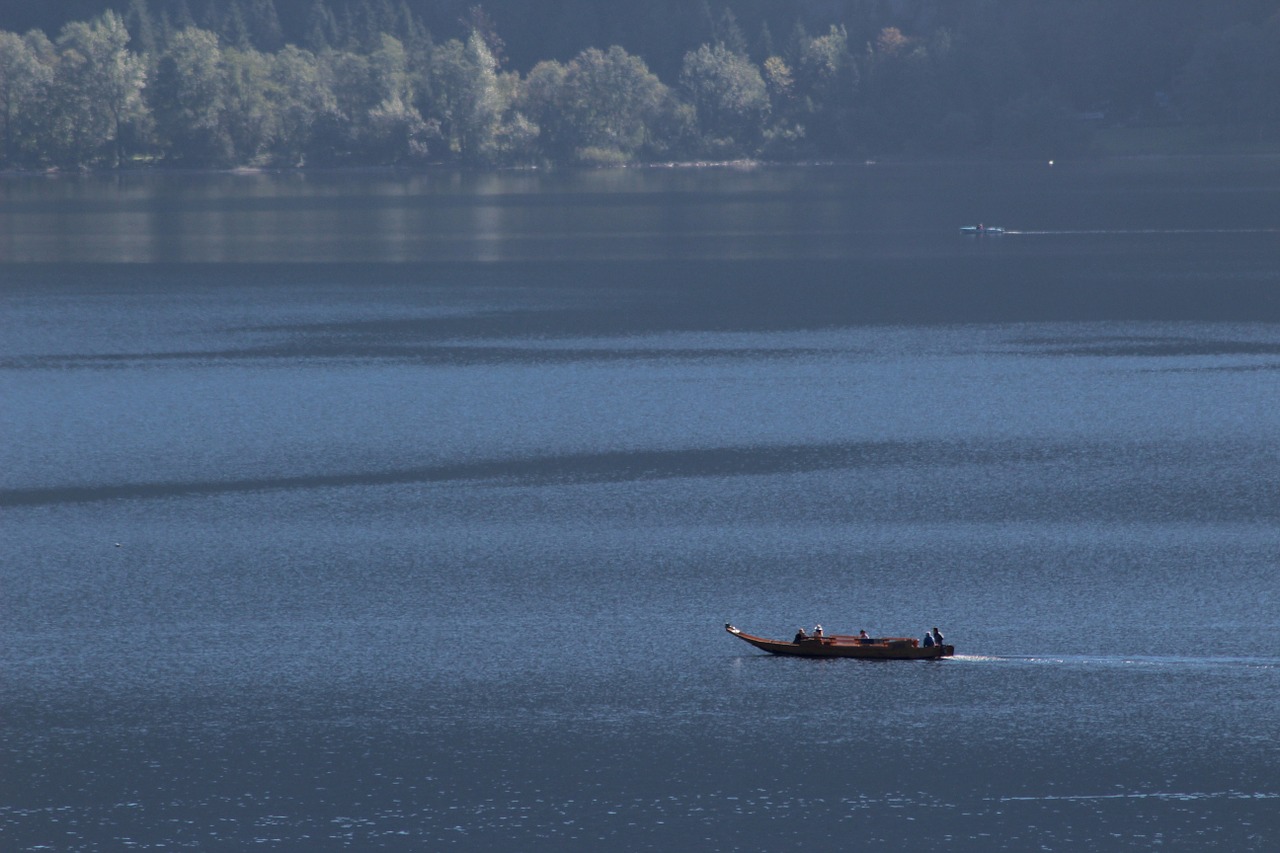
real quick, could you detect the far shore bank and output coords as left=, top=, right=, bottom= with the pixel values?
left=3, top=130, right=1279, bottom=180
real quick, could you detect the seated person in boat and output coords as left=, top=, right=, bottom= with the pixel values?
left=813, top=624, right=824, bottom=639
left=858, top=629, right=872, bottom=644
left=793, top=628, right=808, bottom=644
left=922, top=631, right=935, bottom=647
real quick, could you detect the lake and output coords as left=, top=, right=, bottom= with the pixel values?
left=2, top=160, right=1279, bottom=851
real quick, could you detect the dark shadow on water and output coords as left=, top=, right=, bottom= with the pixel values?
left=1007, top=335, right=1280, bottom=358
left=5, top=258, right=1280, bottom=371
left=0, top=344, right=839, bottom=370
left=0, top=439, right=1064, bottom=507
left=7, top=439, right=1277, bottom=525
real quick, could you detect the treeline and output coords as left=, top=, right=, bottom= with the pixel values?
left=0, top=1, right=1278, bottom=170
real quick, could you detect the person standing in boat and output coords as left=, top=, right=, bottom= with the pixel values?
left=931, top=627, right=945, bottom=647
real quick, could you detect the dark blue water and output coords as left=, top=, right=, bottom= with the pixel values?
left=3, top=162, right=1279, bottom=851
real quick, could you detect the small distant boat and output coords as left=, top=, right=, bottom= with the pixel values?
left=725, top=624, right=954, bottom=660
left=960, top=225, right=1005, bottom=235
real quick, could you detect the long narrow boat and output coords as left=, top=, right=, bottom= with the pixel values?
left=960, top=225, right=1005, bottom=235
left=725, top=623, right=954, bottom=660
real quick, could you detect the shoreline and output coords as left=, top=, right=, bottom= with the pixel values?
left=4, top=149, right=1280, bottom=180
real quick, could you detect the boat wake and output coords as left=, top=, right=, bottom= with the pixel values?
left=1003, top=227, right=1279, bottom=236
left=952, top=653, right=1277, bottom=669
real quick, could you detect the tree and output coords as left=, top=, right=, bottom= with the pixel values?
left=760, top=54, right=805, bottom=156
left=514, top=45, right=674, bottom=164
left=52, top=11, right=147, bottom=167
left=221, top=45, right=274, bottom=163
left=858, top=27, right=945, bottom=152
left=554, top=45, right=671, bottom=163
left=349, top=0, right=399, bottom=52
left=155, top=0, right=197, bottom=49
left=149, top=27, right=232, bottom=165
left=0, top=30, right=53, bottom=166
left=992, top=90, right=1091, bottom=155
left=680, top=42, right=769, bottom=156
left=366, top=93, right=438, bottom=163
left=793, top=24, right=857, bottom=153
left=204, top=0, right=252, bottom=50
left=303, top=0, right=338, bottom=51
left=328, top=47, right=371, bottom=102
left=428, top=30, right=505, bottom=161
left=515, top=58, right=567, bottom=158
left=124, top=0, right=158, bottom=55
left=756, top=21, right=775, bottom=63
left=460, top=4, right=507, bottom=68
left=248, top=0, right=284, bottom=51
left=265, top=44, right=335, bottom=165
left=325, top=34, right=436, bottom=164
left=715, top=7, right=749, bottom=57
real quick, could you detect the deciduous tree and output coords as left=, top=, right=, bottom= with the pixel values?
left=52, top=11, right=147, bottom=167
left=221, top=45, right=274, bottom=163
left=0, top=30, right=53, bottom=165
left=265, top=44, right=334, bottom=165
left=680, top=42, right=769, bottom=156
left=429, top=30, right=505, bottom=161
left=149, top=27, right=232, bottom=165
left=555, top=45, right=671, bottom=163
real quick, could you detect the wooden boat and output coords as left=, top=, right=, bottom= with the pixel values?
left=960, top=225, right=1005, bottom=235
left=725, top=623, right=954, bottom=660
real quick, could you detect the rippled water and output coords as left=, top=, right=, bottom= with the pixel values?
left=2, top=162, right=1279, bottom=850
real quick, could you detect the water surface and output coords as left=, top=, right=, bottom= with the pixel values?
left=3, top=161, right=1279, bottom=851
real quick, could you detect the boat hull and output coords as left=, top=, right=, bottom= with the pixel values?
left=725, top=624, right=953, bottom=660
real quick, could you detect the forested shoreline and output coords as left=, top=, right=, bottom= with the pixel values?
left=1, top=0, right=1278, bottom=170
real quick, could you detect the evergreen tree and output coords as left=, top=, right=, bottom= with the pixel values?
left=172, top=0, right=196, bottom=32
left=717, top=8, right=748, bottom=57
left=794, top=24, right=857, bottom=153
left=352, top=0, right=381, bottom=51
left=124, top=0, right=158, bottom=55
left=303, top=0, right=337, bottom=52
left=246, top=0, right=284, bottom=52
left=224, top=1, right=253, bottom=50
left=756, top=21, right=775, bottom=63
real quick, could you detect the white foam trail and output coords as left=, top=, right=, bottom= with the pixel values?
left=1008, top=228, right=1279, bottom=236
